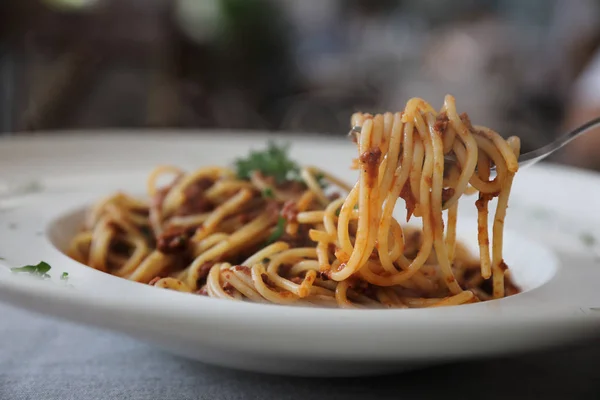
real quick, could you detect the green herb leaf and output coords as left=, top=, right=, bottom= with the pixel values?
left=315, top=172, right=328, bottom=189
left=262, top=187, right=274, bottom=199
left=61, top=272, right=69, bottom=281
left=235, top=141, right=302, bottom=184
left=11, top=261, right=52, bottom=278
left=266, top=216, right=286, bottom=244
left=581, top=232, right=596, bottom=247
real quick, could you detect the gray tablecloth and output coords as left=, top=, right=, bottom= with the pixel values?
left=2, top=303, right=600, bottom=400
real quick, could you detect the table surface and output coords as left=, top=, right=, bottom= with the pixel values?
left=2, top=303, right=600, bottom=400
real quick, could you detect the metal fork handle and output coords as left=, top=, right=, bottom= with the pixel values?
left=517, top=116, right=600, bottom=168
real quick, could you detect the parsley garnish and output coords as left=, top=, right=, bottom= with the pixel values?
left=61, top=272, right=69, bottom=281
left=266, top=216, right=286, bottom=244
left=581, top=232, right=596, bottom=247
left=11, top=261, right=52, bottom=278
left=262, top=187, right=274, bottom=199
left=315, top=172, right=327, bottom=189
left=235, top=141, right=302, bottom=184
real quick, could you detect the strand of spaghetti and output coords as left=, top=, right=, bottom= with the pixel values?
left=243, top=242, right=290, bottom=266
left=86, top=193, right=124, bottom=228
left=469, top=135, right=508, bottom=192
left=386, top=219, right=404, bottom=261
left=206, top=264, right=236, bottom=300
left=408, top=135, right=425, bottom=205
left=107, top=253, right=130, bottom=266
left=422, top=111, right=461, bottom=294
left=298, top=270, right=318, bottom=298
left=336, top=182, right=359, bottom=259
left=334, top=280, right=360, bottom=308
left=441, top=115, right=457, bottom=154
left=403, top=297, right=448, bottom=307
left=112, top=236, right=149, bottom=277
left=300, top=168, right=329, bottom=206
left=129, top=251, right=174, bottom=283
left=221, top=268, right=268, bottom=302
left=444, top=165, right=460, bottom=264
left=264, top=249, right=320, bottom=297
left=102, top=204, right=145, bottom=240
left=491, top=136, right=521, bottom=298
left=266, top=248, right=317, bottom=274
left=376, top=112, right=404, bottom=274
left=304, top=166, right=353, bottom=192
left=377, top=113, right=394, bottom=171
left=287, top=190, right=315, bottom=236
left=168, top=213, right=210, bottom=228
left=475, top=152, right=492, bottom=279
left=345, top=285, right=382, bottom=307
left=440, top=95, right=479, bottom=210
left=332, top=118, right=381, bottom=281
left=476, top=126, right=519, bottom=172
left=357, top=130, right=435, bottom=287
left=297, top=211, right=326, bottom=224
left=147, top=168, right=183, bottom=235
left=383, top=223, right=436, bottom=292
left=153, top=277, right=192, bottom=292
left=185, top=213, right=275, bottom=288
left=88, top=217, right=114, bottom=272
left=117, top=194, right=149, bottom=211
left=204, top=180, right=254, bottom=202
left=426, top=290, right=474, bottom=307
left=161, top=167, right=227, bottom=217
left=375, top=288, right=403, bottom=308
left=323, top=197, right=344, bottom=238
left=382, top=288, right=408, bottom=307
left=251, top=264, right=299, bottom=305
left=415, top=113, right=462, bottom=294
left=192, top=188, right=253, bottom=241
left=228, top=266, right=269, bottom=302
left=146, top=165, right=184, bottom=197
left=304, top=295, right=338, bottom=307
left=190, top=233, right=229, bottom=258
left=369, top=113, right=419, bottom=273
left=68, top=231, right=92, bottom=263
left=316, top=240, right=330, bottom=273
left=288, top=260, right=320, bottom=275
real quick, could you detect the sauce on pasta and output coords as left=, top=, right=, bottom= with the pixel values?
left=69, top=95, right=520, bottom=308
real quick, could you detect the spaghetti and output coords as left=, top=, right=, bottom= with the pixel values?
left=69, top=95, right=521, bottom=308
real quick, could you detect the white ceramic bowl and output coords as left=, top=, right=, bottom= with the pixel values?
left=1, top=132, right=599, bottom=376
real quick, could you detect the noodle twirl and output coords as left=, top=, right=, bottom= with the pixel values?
left=69, top=95, right=521, bottom=308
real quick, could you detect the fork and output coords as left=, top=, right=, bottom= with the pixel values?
left=348, top=116, right=600, bottom=170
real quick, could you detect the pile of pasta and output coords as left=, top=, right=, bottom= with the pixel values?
left=70, top=95, right=520, bottom=308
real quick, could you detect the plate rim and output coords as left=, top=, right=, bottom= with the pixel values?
left=1, top=131, right=600, bottom=364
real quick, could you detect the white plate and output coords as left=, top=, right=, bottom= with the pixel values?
left=1, top=132, right=600, bottom=377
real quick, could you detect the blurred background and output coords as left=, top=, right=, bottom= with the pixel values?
left=1, top=0, right=600, bottom=169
